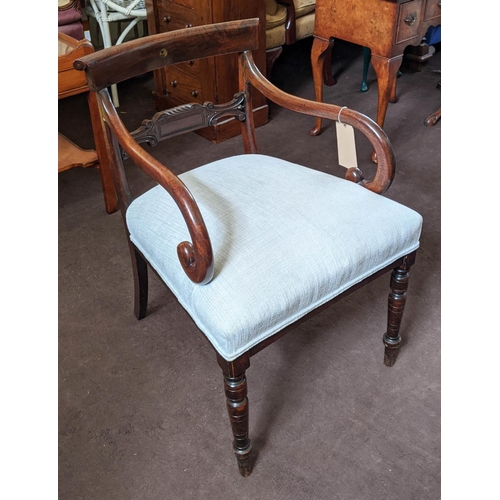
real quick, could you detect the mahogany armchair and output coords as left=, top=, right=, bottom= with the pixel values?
left=74, top=18, right=423, bottom=476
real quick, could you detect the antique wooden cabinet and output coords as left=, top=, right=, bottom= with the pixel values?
left=145, top=0, right=269, bottom=143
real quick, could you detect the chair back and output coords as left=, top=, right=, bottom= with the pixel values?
left=75, top=19, right=259, bottom=92
left=74, top=19, right=262, bottom=284
left=74, top=18, right=397, bottom=284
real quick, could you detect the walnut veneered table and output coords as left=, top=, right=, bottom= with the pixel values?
left=58, top=32, right=117, bottom=214
left=310, top=0, right=441, bottom=136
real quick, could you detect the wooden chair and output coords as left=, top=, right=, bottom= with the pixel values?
left=74, top=18, right=423, bottom=476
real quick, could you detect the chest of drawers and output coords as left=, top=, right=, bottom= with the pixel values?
left=146, top=0, right=268, bottom=143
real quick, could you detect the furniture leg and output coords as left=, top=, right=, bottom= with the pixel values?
left=383, top=255, right=414, bottom=367
left=110, top=84, right=120, bottom=110
left=322, top=39, right=336, bottom=87
left=369, top=55, right=403, bottom=129
left=389, top=70, right=398, bottom=104
left=360, top=47, right=371, bottom=92
left=100, top=14, right=113, bottom=48
left=118, top=19, right=140, bottom=40
left=424, top=107, right=441, bottom=127
left=87, top=91, right=118, bottom=213
left=266, top=46, right=283, bottom=78
left=309, top=37, right=335, bottom=136
left=131, top=244, right=148, bottom=320
left=218, top=354, right=252, bottom=476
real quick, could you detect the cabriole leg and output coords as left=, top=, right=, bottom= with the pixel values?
left=383, top=256, right=414, bottom=367
left=360, top=47, right=371, bottom=92
left=309, top=36, right=335, bottom=137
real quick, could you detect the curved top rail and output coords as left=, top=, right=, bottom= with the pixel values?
left=74, top=18, right=260, bottom=92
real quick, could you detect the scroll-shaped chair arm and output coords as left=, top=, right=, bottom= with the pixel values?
left=240, top=51, right=396, bottom=194
left=99, top=90, right=215, bottom=285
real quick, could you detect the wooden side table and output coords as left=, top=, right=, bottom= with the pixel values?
left=310, top=0, right=441, bottom=136
left=58, top=32, right=117, bottom=214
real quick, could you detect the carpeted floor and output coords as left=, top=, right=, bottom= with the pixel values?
left=58, top=37, right=441, bottom=499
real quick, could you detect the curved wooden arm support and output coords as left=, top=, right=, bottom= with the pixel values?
left=100, top=91, right=214, bottom=285
left=240, top=52, right=396, bottom=194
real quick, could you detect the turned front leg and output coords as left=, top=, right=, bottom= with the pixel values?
left=224, top=373, right=252, bottom=476
left=383, top=256, right=413, bottom=367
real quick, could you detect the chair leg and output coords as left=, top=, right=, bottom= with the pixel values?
left=130, top=244, right=148, bottom=320
left=424, top=107, right=441, bottom=127
left=218, top=355, right=252, bottom=476
left=383, top=256, right=414, bottom=367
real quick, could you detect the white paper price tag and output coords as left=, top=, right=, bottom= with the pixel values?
left=336, top=121, right=358, bottom=170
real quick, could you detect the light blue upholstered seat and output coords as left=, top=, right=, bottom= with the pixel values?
left=126, top=154, right=423, bottom=361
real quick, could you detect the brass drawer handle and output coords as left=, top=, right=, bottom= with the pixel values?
left=404, top=12, right=417, bottom=26
left=170, top=80, right=178, bottom=87
left=163, top=15, right=171, bottom=23
left=186, top=23, right=193, bottom=28
left=191, top=90, right=199, bottom=97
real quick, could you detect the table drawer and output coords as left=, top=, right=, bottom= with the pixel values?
left=157, top=1, right=199, bottom=32
left=58, top=68, right=88, bottom=97
left=395, top=0, right=424, bottom=44
left=424, top=0, right=441, bottom=21
left=167, top=58, right=201, bottom=79
left=164, top=65, right=203, bottom=104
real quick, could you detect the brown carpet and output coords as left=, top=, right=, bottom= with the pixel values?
left=59, top=38, right=441, bottom=499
